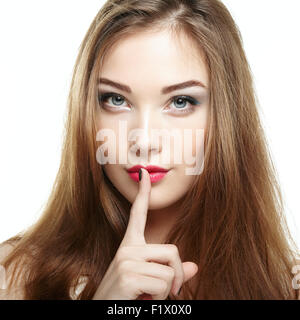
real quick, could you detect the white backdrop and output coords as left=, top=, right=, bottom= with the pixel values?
left=0, top=1, right=299, bottom=249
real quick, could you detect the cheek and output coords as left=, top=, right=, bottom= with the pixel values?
left=147, top=167, right=196, bottom=210
left=190, top=109, right=206, bottom=172
left=96, top=114, right=127, bottom=165
left=175, top=113, right=206, bottom=174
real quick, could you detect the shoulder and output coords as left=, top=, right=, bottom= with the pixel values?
left=0, top=243, right=15, bottom=262
left=297, top=260, right=300, bottom=300
left=0, top=243, right=25, bottom=300
left=0, top=243, right=89, bottom=300
left=293, top=258, right=300, bottom=300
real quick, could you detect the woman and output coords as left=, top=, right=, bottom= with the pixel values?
left=0, top=0, right=299, bottom=300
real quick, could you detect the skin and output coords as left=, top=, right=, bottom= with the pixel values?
left=96, top=28, right=209, bottom=244
left=93, top=29, right=209, bottom=299
left=1, top=28, right=299, bottom=301
left=92, top=168, right=199, bottom=299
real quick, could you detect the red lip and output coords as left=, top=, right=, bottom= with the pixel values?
left=126, top=165, right=170, bottom=183
left=127, top=165, right=169, bottom=173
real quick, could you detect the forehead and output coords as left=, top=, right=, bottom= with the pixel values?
left=99, top=29, right=209, bottom=89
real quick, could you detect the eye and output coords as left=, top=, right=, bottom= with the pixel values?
left=167, top=95, right=201, bottom=115
left=98, top=92, right=129, bottom=110
left=98, top=92, right=201, bottom=115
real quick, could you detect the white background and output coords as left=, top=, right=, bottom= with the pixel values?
left=0, top=1, right=299, bottom=249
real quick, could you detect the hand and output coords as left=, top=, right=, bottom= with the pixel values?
left=92, top=168, right=198, bottom=300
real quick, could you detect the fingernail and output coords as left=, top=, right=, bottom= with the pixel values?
left=177, top=286, right=181, bottom=296
left=139, top=168, right=142, bottom=181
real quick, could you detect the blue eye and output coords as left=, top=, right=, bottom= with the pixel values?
left=98, top=92, right=201, bottom=115
left=98, top=92, right=127, bottom=108
left=169, top=96, right=201, bottom=115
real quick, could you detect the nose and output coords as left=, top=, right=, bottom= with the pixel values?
left=129, top=108, right=162, bottom=159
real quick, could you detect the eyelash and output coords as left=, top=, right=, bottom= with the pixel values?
left=97, top=91, right=201, bottom=115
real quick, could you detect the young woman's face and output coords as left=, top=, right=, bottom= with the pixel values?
left=96, top=29, right=209, bottom=210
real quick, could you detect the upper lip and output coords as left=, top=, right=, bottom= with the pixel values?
left=127, top=165, right=170, bottom=173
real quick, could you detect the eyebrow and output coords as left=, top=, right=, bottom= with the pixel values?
left=98, top=77, right=207, bottom=94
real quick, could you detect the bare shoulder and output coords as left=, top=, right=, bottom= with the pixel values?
left=294, top=258, right=300, bottom=300
left=0, top=243, right=15, bottom=261
left=0, top=243, right=25, bottom=300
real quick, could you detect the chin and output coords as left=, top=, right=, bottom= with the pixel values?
left=147, top=198, right=177, bottom=210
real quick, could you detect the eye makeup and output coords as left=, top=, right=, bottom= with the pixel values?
left=97, top=90, right=205, bottom=116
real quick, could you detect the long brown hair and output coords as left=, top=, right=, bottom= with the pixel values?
left=1, top=0, right=299, bottom=299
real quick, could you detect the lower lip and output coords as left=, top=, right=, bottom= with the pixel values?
left=127, top=171, right=168, bottom=183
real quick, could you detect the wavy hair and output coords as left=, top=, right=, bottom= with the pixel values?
left=1, top=0, right=299, bottom=299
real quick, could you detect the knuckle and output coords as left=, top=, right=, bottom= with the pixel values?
left=167, top=244, right=179, bottom=256
left=117, top=260, right=131, bottom=274
left=160, top=279, right=168, bottom=293
left=166, top=267, right=175, bottom=280
left=119, top=272, right=134, bottom=289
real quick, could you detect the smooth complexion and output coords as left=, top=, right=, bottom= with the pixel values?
left=96, top=29, right=209, bottom=244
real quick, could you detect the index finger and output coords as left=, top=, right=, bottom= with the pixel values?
left=120, top=168, right=151, bottom=246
